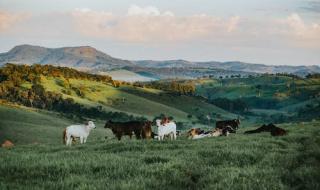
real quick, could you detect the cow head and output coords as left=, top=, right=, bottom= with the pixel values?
left=233, top=119, right=241, bottom=129
left=87, top=121, right=96, bottom=129
left=144, top=120, right=153, bottom=126
left=155, top=119, right=162, bottom=127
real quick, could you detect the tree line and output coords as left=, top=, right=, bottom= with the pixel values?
left=134, top=80, right=196, bottom=95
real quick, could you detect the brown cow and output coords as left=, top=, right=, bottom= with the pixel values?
left=244, top=123, right=287, bottom=136
left=104, top=120, right=152, bottom=140
left=141, top=121, right=152, bottom=139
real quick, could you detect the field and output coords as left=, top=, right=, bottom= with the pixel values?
left=1, top=105, right=320, bottom=189
left=34, top=76, right=236, bottom=122
left=195, top=75, right=320, bottom=123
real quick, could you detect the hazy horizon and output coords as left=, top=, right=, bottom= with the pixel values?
left=0, top=0, right=319, bottom=66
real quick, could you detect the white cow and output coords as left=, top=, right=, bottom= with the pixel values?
left=155, top=119, right=177, bottom=141
left=63, top=121, right=96, bottom=146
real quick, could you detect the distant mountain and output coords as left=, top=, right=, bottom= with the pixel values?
left=0, top=45, right=319, bottom=79
left=0, top=44, right=132, bottom=70
left=133, top=60, right=320, bottom=76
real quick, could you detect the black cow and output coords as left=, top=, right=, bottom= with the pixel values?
left=216, top=119, right=240, bottom=133
left=244, top=123, right=287, bottom=136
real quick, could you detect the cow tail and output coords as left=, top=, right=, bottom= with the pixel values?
left=63, top=128, right=67, bottom=144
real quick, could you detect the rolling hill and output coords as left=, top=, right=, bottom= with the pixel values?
left=0, top=45, right=319, bottom=81
left=0, top=44, right=132, bottom=70
left=195, top=74, right=320, bottom=123
left=0, top=64, right=237, bottom=126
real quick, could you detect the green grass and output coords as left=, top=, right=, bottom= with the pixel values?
left=0, top=104, right=319, bottom=189
left=121, top=86, right=237, bottom=120
left=196, top=76, right=320, bottom=101
left=0, top=104, right=108, bottom=145
left=195, top=75, right=320, bottom=124
left=37, top=76, right=235, bottom=122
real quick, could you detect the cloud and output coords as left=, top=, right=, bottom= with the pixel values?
left=276, top=13, right=320, bottom=47
left=71, top=6, right=241, bottom=43
left=0, top=11, right=27, bottom=31
left=127, top=5, right=174, bottom=16
left=227, top=16, right=240, bottom=32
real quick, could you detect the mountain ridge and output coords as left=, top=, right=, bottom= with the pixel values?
left=0, top=44, right=319, bottom=76
left=0, top=44, right=132, bottom=70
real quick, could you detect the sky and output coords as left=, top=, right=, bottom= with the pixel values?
left=0, top=0, right=319, bottom=66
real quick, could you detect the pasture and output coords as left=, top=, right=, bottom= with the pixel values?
left=36, top=76, right=236, bottom=122
left=0, top=105, right=319, bottom=189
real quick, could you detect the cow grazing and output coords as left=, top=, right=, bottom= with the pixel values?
left=244, top=123, right=287, bottom=136
left=216, top=119, right=240, bottom=133
left=104, top=120, right=152, bottom=140
left=64, top=121, right=96, bottom=146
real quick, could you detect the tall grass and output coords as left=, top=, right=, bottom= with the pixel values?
left=1, top=121, right=319, bottom=190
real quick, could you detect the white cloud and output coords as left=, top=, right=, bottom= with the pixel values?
left=276, top=13, right=320, bottom=47
left=0, top=11, right=27, bottom=31
left=71, top=6, right=240, bottom=43
left=227, top=16, right=240, bottom=32
left=127, top=5, right=175, bottom=17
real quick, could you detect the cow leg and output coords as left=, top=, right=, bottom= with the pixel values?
left=80, top=136, right=84, bottom=144
left=68, top=138, right=72, bottom=146
left=83, top=137, right=87, bottom=143
left=66, top=137, right=70, bottom=146
left=66, top=135, right=72, bottom=146
left=173, top=132, right=177, bottom=140
left=134, top=130, right=141, bottom=140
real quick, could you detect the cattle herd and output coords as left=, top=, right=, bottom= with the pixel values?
left=63, top=117, right=287, bottom=146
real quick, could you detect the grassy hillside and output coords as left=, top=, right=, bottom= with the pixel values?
left=0, top=64, right=236, bottom=124
left=196, top=75, right=320, bottom=100
left=196, top=75, right=320, bottom=123
left=37, top=76, right=236, bottom=122
left=121, top=87, right=237, bottom=120
left=0, top=104, right=108, bottom=145
left=0, top=105, right=319, bottom=189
